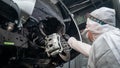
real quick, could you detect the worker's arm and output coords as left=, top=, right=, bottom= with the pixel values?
left=68, top=37, right=91, bottom=57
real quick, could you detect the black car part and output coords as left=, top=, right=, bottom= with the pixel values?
left=0, top=0, right=20, bottom=22
left=0, top=0, right=20, bottom=32
left=0, top=0, right=81, bottom=68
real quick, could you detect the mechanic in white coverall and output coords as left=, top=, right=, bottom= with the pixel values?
left=68, top=7, right=120, bottom=68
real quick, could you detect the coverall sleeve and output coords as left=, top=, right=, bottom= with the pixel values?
left=68, top=37, right=91, bottom=57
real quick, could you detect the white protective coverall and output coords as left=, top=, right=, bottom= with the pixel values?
left=87, top=28, right=120, bottom=68
left=68, top=28, right=120, bottom=68
left=68, top=7, right=120, bottom=68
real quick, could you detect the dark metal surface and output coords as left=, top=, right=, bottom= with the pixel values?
left=0, top=28, right=28, bottom=48
left=32, top=0, right=65, bottom=35
left=0, top=0, right=20, bottom=22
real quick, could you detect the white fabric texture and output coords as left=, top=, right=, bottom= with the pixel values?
left=88, top=29, right=120, bottom=68
left=85, top=18, right=116, bottom=41
left=68, top=7, right=119, bottom=68
left=83, top=7, right=116, bottom=41
left=90, top=7, right=116, bottom=26
left=68, top=37, right=91, bottom=57
left=69, top=7, right=117, bottom=55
